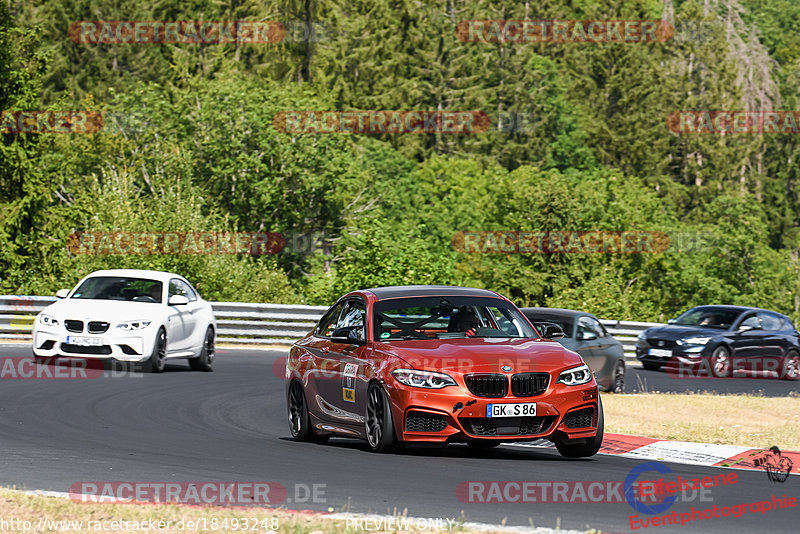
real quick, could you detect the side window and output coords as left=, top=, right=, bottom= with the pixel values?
left=577, top=316, right=603, bottom=339
left=337, top=300, right=366, bottom=340
left=183, top=281, right=198, bottom=301
left=169, top=279, right=194, bottom=301
left=757, top=312, right=783, bottom=331
left=316, top=302, right=345, bottom=338
left=596, top=319, right=610, bottom=337
left=738, top=313, right=761, bottom=330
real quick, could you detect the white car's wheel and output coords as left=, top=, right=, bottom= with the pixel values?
left=189, top=327, right=215, bottom=372
left=147, top=327, right=167, bottom=373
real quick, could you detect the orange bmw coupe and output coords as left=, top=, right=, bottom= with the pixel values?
left=286, top=286, right=603, bottom=457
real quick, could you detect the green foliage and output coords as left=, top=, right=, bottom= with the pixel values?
left=1, top=0, right=800, bottom=326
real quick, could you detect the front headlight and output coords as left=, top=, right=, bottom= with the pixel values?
left=682, top=336, right=711, bottom=345
left=39, top=314, right=59, bottom=326
left=557, top=364, right=593, bottom=386
left=391, top=369, right=456, bottom=389
left=116, top=321, right=151, bottom=331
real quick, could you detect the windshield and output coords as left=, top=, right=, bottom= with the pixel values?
left=523, top=314, right=574, bottom=337
left=673, top=307, right=741, bottom=329
left=373, top=296, right=538, bottom=340
left=71, top=276, right=163, bottom=303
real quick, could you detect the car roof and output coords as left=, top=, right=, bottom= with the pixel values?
left=686, top=305, right=784, bottom=316
left=520, top=307, right=590, bottom=318
left=361, top=285, right=503, bottom=300
left=81, top=269, right=183, bottom=283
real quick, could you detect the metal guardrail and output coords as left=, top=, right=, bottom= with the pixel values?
left=0, top=295, right=659, bottom=359
left=0, top=295, right=327, bottom=346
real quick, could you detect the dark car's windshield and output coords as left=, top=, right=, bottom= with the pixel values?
left=673, top=307, right=742, bottom=329
left=523, top=314, right=574, bottom=337
left=373, top=296, right=537, bottom=340
left=71, top=276, right=163, bottom=303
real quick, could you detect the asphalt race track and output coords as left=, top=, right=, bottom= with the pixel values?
left=625, top=363, right=800, bottom=397
left=0, top=346, right=796, bottom=533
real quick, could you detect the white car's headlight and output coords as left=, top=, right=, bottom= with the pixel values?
left=682, top=336, right=711, bottom=345
left=557, top=364, right=593, bottom=386
left=39, top=314, right=59, bottom=326
left=116, top=321, right=152, bottom=331
left=391, top=369, right=456, bottom=389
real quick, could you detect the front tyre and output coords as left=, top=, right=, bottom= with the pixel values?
left=641, top=362, right=660, bottom=371
left=710, top=346, right=731, bottom=378
left=147, top=327, right=167, bottom=373
left=189, top=327, right=215, bottom=372
left=366, top=382, right=397, bottom=453
left=555, top=397, right=604, bottom=458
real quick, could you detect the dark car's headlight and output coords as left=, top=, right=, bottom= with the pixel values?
left=391, top=369, right=456, bottom=389
left=677, top=336, right=711, bottom=346
left=557, top=364, right=593, bottom=386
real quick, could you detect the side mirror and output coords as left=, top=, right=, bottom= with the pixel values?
left=667, top=318, right=676, bottom=324
left=168, top=295, right=189, bottom=306
left=540, top=323, right=566, bottom=340
left=331, top=326, right=365, bottom=345
left=55, top=289, right=70, bottom=299
left=738, top=324, right=754, bottom=332
left=578, top=331, right=598, bottom=341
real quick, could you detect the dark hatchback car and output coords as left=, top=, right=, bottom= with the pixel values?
left=521, top=308, right=626, bottom=393
left=636, top=305, right=800, bottom=379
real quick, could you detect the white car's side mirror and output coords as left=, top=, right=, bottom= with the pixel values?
left=168, top=295, right=189, bottom=306
left=55, top=289, right=70, bottom=299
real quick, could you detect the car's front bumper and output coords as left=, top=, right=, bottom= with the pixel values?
left=31, top=326, right=154, bottom=362
left=385, top=379, right=600, bottom=444
left=635, top=342, right=711, bottom=367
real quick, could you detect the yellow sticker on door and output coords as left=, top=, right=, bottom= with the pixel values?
left=342, top=363, right=358, bottom=402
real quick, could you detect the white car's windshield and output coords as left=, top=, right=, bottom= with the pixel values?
left=71, top=276, right=163, bottom=303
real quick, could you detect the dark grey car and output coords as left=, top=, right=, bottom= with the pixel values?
left=521, top=307, right=626, bottom=393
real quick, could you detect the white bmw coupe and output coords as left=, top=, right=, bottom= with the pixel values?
left=32, top=269, right=216, bottom=372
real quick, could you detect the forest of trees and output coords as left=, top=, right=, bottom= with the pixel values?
left=2, top=0, right=800, bottom=322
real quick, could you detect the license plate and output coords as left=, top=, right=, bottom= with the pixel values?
left=66, top=336, right=103, bottom=346
left=486, top=403, right=536, bottom=418
left=648, top=348, right=672, bottom=358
